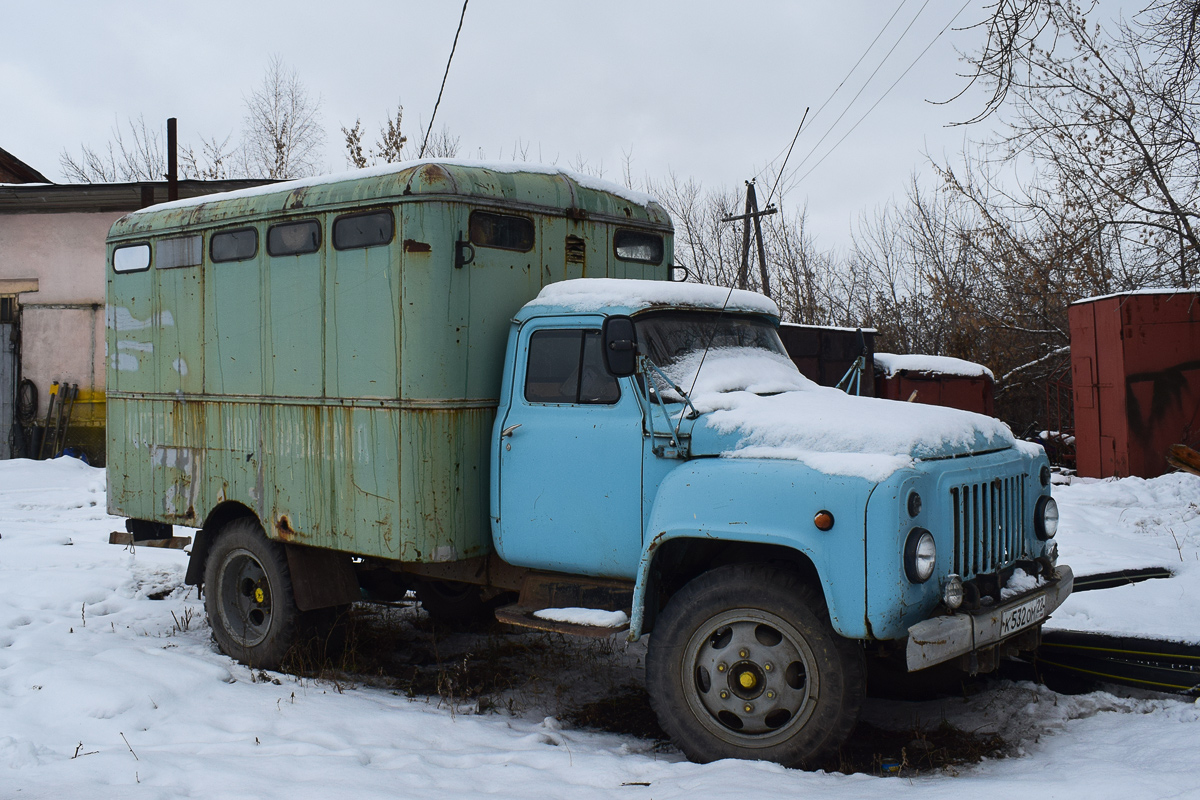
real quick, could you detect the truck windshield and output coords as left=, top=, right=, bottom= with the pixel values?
left=633, top=311, right=805, bottom=401
left=634, top=311, right=788, bottom=367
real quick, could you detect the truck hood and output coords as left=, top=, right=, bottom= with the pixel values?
left=663, top=349, right=1016, bottom=482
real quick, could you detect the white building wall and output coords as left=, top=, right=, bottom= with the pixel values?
left=0, top=211, right=119, bottom=417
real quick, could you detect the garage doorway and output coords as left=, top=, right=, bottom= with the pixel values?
left=1, top=296, right=17, bottom=459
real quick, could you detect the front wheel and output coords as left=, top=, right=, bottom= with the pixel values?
left=646, top=564, right=864, bottom=768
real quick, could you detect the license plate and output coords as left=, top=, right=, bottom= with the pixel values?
left=1000, top=594, right=1047, bottom=636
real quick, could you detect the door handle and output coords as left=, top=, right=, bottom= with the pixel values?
left=501, top=424, right=522, bottom=438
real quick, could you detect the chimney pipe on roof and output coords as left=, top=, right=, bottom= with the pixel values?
left=167, top=117, right=178, bottom=202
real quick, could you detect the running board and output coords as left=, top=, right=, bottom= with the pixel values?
left=494, top=603, right=630, bottom=638
left=493, top=572, right=634, bottom=637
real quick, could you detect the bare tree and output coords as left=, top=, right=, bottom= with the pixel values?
left=842, top=170, right=1137, bottom=434
left=647, top=172, right=743, bottom=288
left=418, top=124, right=460, bottom=159
left=179, top=134, right=238, bottom=180
left=376, top=105, right=409, bottom=163
left=241, top=55, right=325, bottom=179
left=341, top=104, right=458, bottom=169
left=60, top=115, right=166, bottom=182
left=61, top=57, right=323, bottom=183
left=954, top=0, right=1200, bottom=287
left=60, top=115, right=239, bottom=182
left=342, top=119, right=369, bottom=169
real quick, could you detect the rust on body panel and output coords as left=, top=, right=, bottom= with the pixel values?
left=106, top=162, right=673, bottom=573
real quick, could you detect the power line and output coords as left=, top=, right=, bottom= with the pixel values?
left=783, top=0, right=933, bottom=183
left=419, top=0, right=469, bottom=159
left=764, top=107, right=809, bottom=207
left=783, top=0, right=973, bottom=194
left=755, top=0, right=912, bottom=186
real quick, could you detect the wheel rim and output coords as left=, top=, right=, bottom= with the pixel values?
left=215, top=547, right=274, bottom=648
left=680, top=608, right=820, bottom=749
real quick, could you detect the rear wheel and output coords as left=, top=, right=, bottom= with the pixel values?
left=646, top=564, right=864, bottom=768
left=204, top=518, right=301, bottom=670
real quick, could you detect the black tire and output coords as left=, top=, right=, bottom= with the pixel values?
left=646, top=564, right=865, bottom=768
left=204, top=518, right=301, bottom=670
left=414, top=580, right=495, bottom=629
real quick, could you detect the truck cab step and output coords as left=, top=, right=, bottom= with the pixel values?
left=494, top=603, right=631, bottom=638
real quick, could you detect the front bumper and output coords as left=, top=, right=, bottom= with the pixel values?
left=905, top=565, right=1074, bottom=672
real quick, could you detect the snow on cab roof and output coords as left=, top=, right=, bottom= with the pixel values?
left=874, top=352, right=995, bottom=381
left=127, top=158, right=660, bottom=217
left=524, top=278, right=780, bottom=316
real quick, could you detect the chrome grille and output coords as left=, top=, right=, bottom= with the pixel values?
left=949, top=476, right=1026, bottom=578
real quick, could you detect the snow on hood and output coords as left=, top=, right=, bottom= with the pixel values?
left=526, top=278, right=779, bottom=316
left=660, top=348, right=1016, bottom=482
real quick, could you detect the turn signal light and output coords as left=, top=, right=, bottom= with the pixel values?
left=814, top=510, right=835, bottom=531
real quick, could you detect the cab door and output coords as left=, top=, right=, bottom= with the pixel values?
left=495, top=320, right=644, bottom=578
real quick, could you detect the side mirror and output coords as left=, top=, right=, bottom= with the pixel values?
left=602, top=315, right=638, bottom=377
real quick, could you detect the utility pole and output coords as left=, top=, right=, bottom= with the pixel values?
left=720, top=180, right=777, bottom=299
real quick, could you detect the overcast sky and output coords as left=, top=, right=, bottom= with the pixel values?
left=1, top=1, right=1127, bottom=249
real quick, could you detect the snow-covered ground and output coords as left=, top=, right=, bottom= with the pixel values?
left=2, top=457, right=1199, bottom=799
left=1050, top=473, right=1200, bottom=643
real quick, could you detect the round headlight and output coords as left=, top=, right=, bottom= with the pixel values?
left=907, top=491, right=922, bottom=518
left=1035, top=495, right=1059, bottom=540
left=904, top=528, right=936, bottom=583
left=1040, top=465, right=1052, bottom=487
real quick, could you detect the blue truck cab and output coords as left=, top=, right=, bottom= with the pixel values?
left=488, top=278, right=1072, bottom=766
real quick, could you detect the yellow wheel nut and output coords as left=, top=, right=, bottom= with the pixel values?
left=763, top=663, right=772, bottom=671
left=744, top=704, right=753, bottom=713
left=738, top=672, right=756, bottom=689
left=717, top=664, right=726, bottom=672
left=719, top=691, right=729, bottom=699
left=254, top=588, right=264, bottom=603
left=766, top=690, right=776, bottom=699
left=738, top=649, right=748, bottom=658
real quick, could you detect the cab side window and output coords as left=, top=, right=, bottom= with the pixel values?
left=524, top=330, right=620, bottom=405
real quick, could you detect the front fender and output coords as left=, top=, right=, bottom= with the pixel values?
left=630, top=458, right=877, bottom=640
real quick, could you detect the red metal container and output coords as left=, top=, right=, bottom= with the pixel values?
left=872, top=354, right=995, bottom=416
left=1070, top=290, right=1200, bottom=479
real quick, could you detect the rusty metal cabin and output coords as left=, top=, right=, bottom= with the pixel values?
left=1070, top=289, right=1200, bottom=478
left=105, top=161, right=673, bottom=564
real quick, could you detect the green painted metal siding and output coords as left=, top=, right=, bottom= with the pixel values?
left=106, top=163, right=672, bottom=563
left=268, top=241, right=323, bottom=397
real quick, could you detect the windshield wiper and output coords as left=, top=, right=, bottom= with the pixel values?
left=641, top=355, right=698, bottom=452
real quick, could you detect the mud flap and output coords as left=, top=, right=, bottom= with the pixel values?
left=284, top=544, right=361, bottom=611
left=184, top=529, right=214, bottom=586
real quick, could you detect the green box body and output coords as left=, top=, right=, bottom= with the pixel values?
left=105, top=163, right=672, bottom=563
